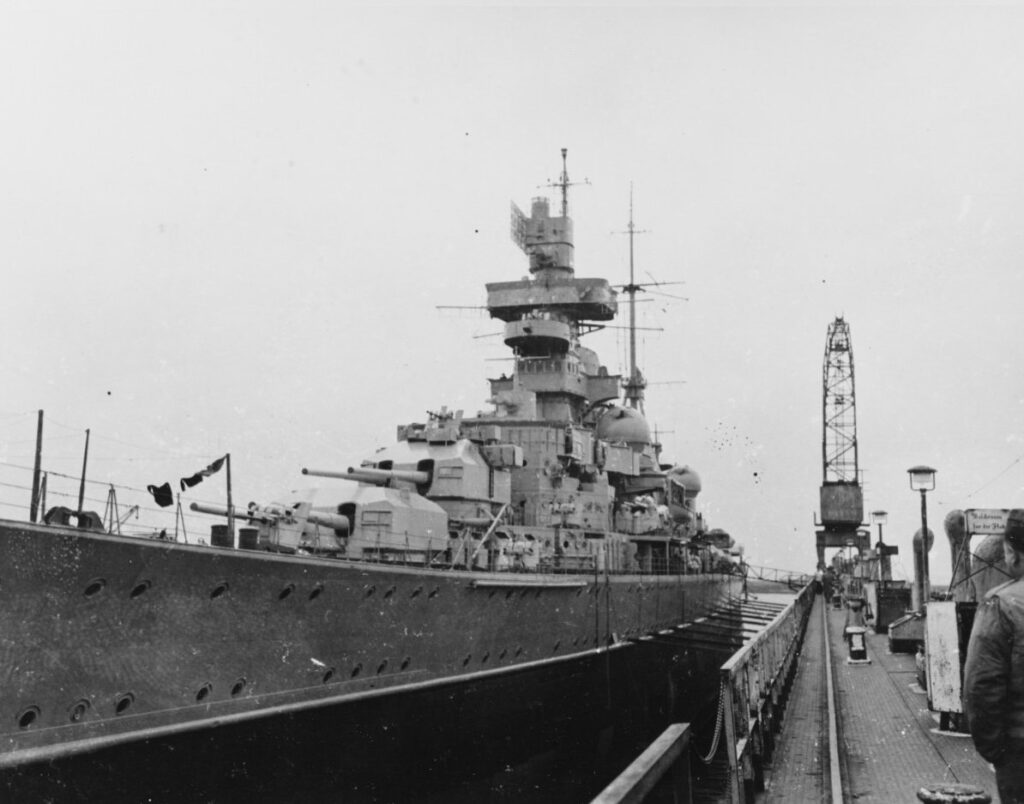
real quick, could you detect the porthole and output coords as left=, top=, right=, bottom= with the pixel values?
left=376, top=659, right=388, bottom=675
left=411, top=586, right=423, bottom=598
left=553, top=641, right=561, bottom=653
left=505, top=590, right=514, bottom=600
left=68, top=699, right=90, bottom=722
left=384, top=586, right=395, bottom=599
left=195, top=683, right=213, bottom=702
left=481, top=652, right=489, bottom=663
left=309, top=584, right=324, bottom=601
left=230, top=678, right=247, bottom=697
left=365, top=585, right=376, bottom=598
left=115, top=692, right=134, bottom=714
left=322, top=667, right=336, bottom=683
left=428, top=587, right=440, bottom=599
left=351, top=663, right=363, bottom=678
left=84, top=578, right=106, bottom=598
left=499, top=649, right=507, bottom=660
left=462, top=654, right=472, bottom=667
left=210, top=581, right=229, bottom=599
left=17, top=706, right=39, bottom=728
left=130, top=580, right=152, bottom=598
left=278, top=583, right=295, bottom=601
left=514, top=646, right=523, bottom=657
left=400, top=656, right=411, bottom=671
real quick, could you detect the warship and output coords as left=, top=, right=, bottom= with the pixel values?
left=0, top=151, right=744, bottom=801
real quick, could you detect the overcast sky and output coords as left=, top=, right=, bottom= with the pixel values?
left=3, top=2, right=1024, bottom=584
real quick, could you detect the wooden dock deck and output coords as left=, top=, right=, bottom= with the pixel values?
left=761, top=594, right=996, bottom=803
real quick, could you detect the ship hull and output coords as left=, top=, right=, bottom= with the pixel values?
left=3, top=635, right=736, bottom=802
left=0, top=518, right=741, bottom=799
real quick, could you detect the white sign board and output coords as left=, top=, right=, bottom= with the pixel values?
left=965, top=508, right=1010, bottom=536
left=925, top=600, right=963, bottom=713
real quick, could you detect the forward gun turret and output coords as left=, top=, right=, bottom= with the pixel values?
left=189, top=501, right=350, bottom=535
left=302, top=466, right=431, bottom=489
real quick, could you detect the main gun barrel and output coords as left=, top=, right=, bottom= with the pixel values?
left=190, top=501, right=257, bottom=520
left=305, top=510, right=351, bottom=534
left=302, top=466, right=430, bottom=486
left=189, top=501, right=349, bottom=534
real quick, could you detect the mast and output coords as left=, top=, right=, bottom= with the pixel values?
left=558, top=147, right=569, bottom=217
left=620, top=186, right=647, bottom=411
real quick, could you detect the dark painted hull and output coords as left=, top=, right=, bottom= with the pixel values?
left=0, top=518, right=741, bottom=800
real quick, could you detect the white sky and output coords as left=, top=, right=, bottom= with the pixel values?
left=3, top=2, right=1024, bottom=583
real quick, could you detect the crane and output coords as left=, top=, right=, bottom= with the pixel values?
left=816, top=317, right=869, bottom=567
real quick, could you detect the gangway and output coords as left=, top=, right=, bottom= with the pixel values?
left=744, top=564, right=813, bottom=590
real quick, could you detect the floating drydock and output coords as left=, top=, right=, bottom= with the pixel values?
left=0, top=152, right=747, bottom=802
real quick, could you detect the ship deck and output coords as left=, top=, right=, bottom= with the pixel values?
left=760, top=593, right=996, bottom=803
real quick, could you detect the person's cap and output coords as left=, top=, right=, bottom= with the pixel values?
left=1006, top=509, right=1024, bottom=550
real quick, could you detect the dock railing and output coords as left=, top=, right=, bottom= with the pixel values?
left=715, top=582, right=815, bottom=803
left=591, top=723, right=693, bottom=804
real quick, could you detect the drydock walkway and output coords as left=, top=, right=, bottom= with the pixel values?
left=762, top=594, right=996, bottom=803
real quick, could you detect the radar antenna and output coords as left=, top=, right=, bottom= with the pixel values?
left=510, top=201, right=528, bottom=253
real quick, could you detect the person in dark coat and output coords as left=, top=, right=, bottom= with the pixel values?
left=964, top=508, right=1024, bottom=803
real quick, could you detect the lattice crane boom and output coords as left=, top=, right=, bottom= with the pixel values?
left=822, top=318, right=858, bottom=483
left=816, top=316, right=868, bottom=567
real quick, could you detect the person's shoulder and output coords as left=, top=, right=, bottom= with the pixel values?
left=987, top=577, right=1024, bottom=603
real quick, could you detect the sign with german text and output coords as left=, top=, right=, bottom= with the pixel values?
left=965, top=508, right=1010, bottom=535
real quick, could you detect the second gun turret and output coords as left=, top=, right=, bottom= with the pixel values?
left=303, top=466, right=431, bottom=491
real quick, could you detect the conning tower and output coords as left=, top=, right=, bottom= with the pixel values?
left=486, top=148, right=621, bottom=423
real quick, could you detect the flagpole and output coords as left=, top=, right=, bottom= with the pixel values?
left=29, top=410, right=43, bottom=522
left=226, top=453, right=235, bottom=548
left=77, top=428, right=90, bottom=513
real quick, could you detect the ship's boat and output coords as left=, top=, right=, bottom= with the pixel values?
left=0, top=151, right=744, bottom=801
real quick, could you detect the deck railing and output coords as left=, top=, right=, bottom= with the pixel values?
left=714, top=582, right=816, bottom=802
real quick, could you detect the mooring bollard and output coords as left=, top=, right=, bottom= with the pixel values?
left=916, top=781, right=991, bottom=803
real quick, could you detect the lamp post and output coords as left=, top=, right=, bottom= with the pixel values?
left=871, top=510, right=889, bottom=581
left=908, top=466, right=937, bottom=611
